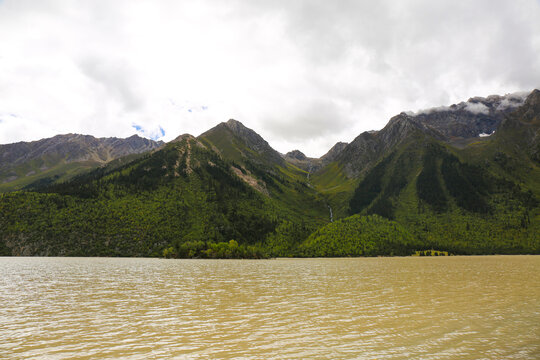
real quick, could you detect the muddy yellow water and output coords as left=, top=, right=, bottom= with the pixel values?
left=1, top=256, right=539, bottom=359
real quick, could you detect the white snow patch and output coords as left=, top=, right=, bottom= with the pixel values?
left=479, top=131, right=495, bottom=137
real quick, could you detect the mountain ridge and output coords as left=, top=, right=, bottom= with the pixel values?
left=0, top=89, right=539, bottom=257
left=0, top=133, right=164, bottom=192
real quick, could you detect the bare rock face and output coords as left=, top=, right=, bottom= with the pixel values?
left=285, top=150, right=307, bottom=161
left=495, top=89, right=540, bottom=163
left=406, top=92, right=528, bottom=139
left=282, top=149, right=320, bottom=172
left=320, top=142, right=348, bottom=164
left=334, top=131, right=382, bottom=177
left=329, top=91, right=533, bottom=178
left=224, top=119, right=282, bottom=161
left=1, top=134, right=163, bottom=167
left=520, top=89, right=540, bottom=123
left=0, top=134, right=164, bottom=189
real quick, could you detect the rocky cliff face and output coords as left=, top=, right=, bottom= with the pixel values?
left=494, top=89, right=540, bottom=163
left=320, top=142, right=348, bottom=163
left=408, top=91, right=528, bottom=139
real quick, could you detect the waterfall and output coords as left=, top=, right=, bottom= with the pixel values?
left=327, top=204, right=333, bottom=222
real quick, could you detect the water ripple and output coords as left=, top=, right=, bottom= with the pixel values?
left=1, top=256, right=539, bottom=359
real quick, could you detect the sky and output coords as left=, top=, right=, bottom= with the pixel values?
left=0, top=0, right=539, bottom=157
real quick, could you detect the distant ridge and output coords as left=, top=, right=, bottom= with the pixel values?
left=0, top=133, right=163, bottom=191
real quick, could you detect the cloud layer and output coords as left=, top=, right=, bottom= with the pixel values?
left=1, top=0, right=539, bottom=156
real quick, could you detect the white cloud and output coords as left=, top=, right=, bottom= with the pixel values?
left=0, top=0, right=539, bottom=157
left=464, top=102, right=490, bottom=115
left=496, top=91, right=529, bottom=110
left=414, top=106, right=456, bottom=116
left=132, top=124, right=165, bottom=141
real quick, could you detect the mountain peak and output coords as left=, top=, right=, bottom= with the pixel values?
left=171, top=133, right=196, bottom=143
left=320, top=142, right=348, bottom=163
left=224, top=119, right=251, bottom=135
left=0, top=133, right=163, bottom=191
left=199, top=119, right=284, bottom=165
left=285, top=150, right=307, bottom=160
left=225, top=118, right=243, bottom=127
left=510, top=89, right=540, bottom=125
left=525, top=89, right=540, bottom=108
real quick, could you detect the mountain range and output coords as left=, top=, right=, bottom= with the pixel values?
left=0, top=90, right=538, bottom=257
left=0, top=134, right=163, bottom=192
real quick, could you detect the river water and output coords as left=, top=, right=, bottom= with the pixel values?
left=1, top=256, right=539, bottom=359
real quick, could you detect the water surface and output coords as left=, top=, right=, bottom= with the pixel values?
left=1, top=256, right=539, bottom=359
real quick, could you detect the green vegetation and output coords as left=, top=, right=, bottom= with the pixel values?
left=349, top=154, right=392, bottom=215
left=416, top=144, right=448, bottom=212
left=299, top=214, right=421, bottom=257
left=0, top=137, right=327, bottom=257
left=412, top=250, right=449, bottom=256
left=0, top=160, right=99, bottom=193
left=344, top=132, right=539, bottom=255
left=163, top=240, right=267, bottom=259
left=1, top=101, right=540, bottom=258
left=0, top=140, right=154, bottom=192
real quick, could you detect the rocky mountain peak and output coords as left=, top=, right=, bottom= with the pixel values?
left=223, top=119, right=256, bottom=138
left=508, top=89, right=540, bottom=125
left=320, top=142, right=348, bottom=163
left=285, top=150, right=307, bottom=160
left=225, top=118, right=243, bottom=128
left=200, top=119, right=284, bottom=166
left=524, top=89, right=540, bottom=109
left=222, top=119, right=261, bottom=144
left=222, top=119, right=280, bottom=158
left=396, top=92, right=532, bottom=141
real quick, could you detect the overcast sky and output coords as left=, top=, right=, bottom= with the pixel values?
left=1, top=0, right=539, bottom=156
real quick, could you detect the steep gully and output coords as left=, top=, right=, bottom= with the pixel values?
left=306, top=162, right=333, bottom=223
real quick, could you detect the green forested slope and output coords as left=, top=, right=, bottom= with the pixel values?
left=0, top=135, right=328, bottom=257
left=1, top=92, right=539, bottom=257
left=346, top=135, right=539, bottom=254
left=299, top=214, right=420, bottom=257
